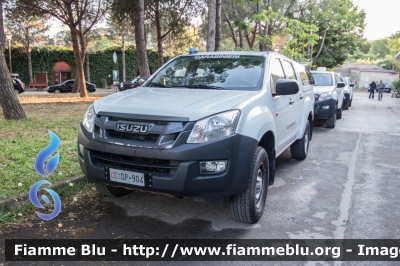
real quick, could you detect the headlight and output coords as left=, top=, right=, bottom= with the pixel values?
left=187, top=110, right=240, bottom=143
left=82, top=104, right=95, bottom=133
left=317, top=92, right=331, bottom=101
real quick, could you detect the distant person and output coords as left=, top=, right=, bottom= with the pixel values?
left=377, top=80, right=384, bottom=100
left=369, top=80, right=376, bottom=99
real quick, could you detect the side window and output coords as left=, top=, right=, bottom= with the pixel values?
left=269, top=58, right=285, bottom=94
left=281, top=60, right=296, bottom=80
left=299, top=67, right=310, bottom=86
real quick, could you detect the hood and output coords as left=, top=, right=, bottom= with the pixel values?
left=94, top=87, right=257, bottom=121
left=313, top=85, right=334, bottom=94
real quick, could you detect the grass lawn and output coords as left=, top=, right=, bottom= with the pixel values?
left=0, top=94, right=106, bottom=199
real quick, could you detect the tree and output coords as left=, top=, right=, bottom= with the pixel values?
left=220, top=0, right=298, bottom=51
left=214, top=0, right=222, bottom=51
left=300, top=0, right=366, bottom=68
left=145, top=0, right=203, bottom=66
left=0, top=1, right=26, bottom=120
left=17, top=0, right=110, bottom=98
left=4, top=11, right=50, bottom=83
left=370, top=39, right=390, bottom=59
left=111, top=0, right=150, bottom=76
left=206, top=0, right=216, bottom=51
left=163, top=26, right=205, bottom=57
left=109, top=1, right=135, bottom=81
left=134, top=0, right=150, bottom=77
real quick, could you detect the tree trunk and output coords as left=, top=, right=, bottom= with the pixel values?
left=155, top=2, right=164, bottom=68
left=0, top=2, right=26, bottom=120
left=257, top=2, right=265, bottom=51
left=214, top=0, right=221, bottom=51
left=224, top=12, right=238, bottom=48
left=314, top=28, right=328, bottom=59
left=122, top=35, right=126, bottom=82
left=86, top=51, right=90, bottom=82
left=28, top=51, right=33, bottom=83
left=134, top=0, right=150, bottom=77
left=69, top=26, right=87, bottom=97
left=206, top=0, right=216, bottom=52
left=26, top=28, right=33, bottom=83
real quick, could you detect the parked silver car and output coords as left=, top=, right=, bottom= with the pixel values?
left=342, top=76, right=354, bottom=110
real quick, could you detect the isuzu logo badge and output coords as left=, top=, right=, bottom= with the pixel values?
left=116, top=123, right=148, bottom=133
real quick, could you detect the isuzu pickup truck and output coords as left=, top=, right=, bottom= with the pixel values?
left=78, top=51, right=314, bottom=223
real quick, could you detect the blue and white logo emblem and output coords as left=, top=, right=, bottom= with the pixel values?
left=29, top=130, right=62, bottom=221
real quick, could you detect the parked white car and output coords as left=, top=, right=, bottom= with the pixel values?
left=311, top=70, right=345, bottom=128
left=78, top=51, right=315, bottom=223
left=342, top=76, right=354, bottom=110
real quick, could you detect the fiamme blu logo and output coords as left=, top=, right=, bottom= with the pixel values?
left=29, top=130, right=62, bottom=221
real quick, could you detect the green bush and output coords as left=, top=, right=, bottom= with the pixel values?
left=6, top=46, right=159, bottom=86
left=99, top=78, right=107, bottom=88
left=392, top=79, right=400, bottom=91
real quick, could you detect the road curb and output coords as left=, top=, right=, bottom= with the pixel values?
left=0, top=175, right=85, bottom=211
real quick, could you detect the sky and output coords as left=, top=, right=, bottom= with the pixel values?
left=351, top=0, right=400, bottom=40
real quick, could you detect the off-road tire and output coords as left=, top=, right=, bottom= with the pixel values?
left=326, top=106, right=337, bottom=128
left=290, top=121, right=310, bottom=160
left=343, top=100, right=349, bottom=110
left=337, top=104, right=343, bottom=119
left=230, top=146, right=269, bottom=224
left=94, top=182, right=131, bottom=197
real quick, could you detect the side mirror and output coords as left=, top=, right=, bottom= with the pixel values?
left=349, top=83, right=354, bottom=87
left=337, top=82, right=345, bottom=88
left=139, top=77, right=148, bottom=86
left=276, top=79, right=300, bottom=95
left=336, top=82, right=346, bottom=88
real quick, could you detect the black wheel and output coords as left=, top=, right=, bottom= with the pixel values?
left=230, top=147, right=269, bottom=224
left=54, top=89, right=61, bottom=94
left=290, top=121, right=310, bottom=160
left=94, top=182, right=131, bottom=197
left=349, top=98, right=352, bottom=107
left=326, top=106, right=337, bottom=128
left=337, top=103, right=343, bottom=119
left=343, top=100, right=349, bottom=110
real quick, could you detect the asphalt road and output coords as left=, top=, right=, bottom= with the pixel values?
left=1, top=91, right=400, bottom=266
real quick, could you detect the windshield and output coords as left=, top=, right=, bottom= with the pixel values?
left=311, top=73, right=333, bottom=86
left=145, top=55, right=265, bottom=91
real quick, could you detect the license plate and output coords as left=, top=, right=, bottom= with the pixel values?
left=108, top=168, right=145, bottom=187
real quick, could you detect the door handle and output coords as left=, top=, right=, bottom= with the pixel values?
left=289, top=99, right=295, bottom=105
left=299, top=94, right=304, bottom=99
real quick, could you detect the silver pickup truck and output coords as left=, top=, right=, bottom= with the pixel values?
left=78, top=51, right=314, bottom=223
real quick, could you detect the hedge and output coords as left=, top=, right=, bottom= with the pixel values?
left=5, top=45, right=160, bottom=88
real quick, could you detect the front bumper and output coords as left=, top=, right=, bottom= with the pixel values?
left=314, top=98, right=336, bottom=120
left=78, top=124, right=258, bottom=197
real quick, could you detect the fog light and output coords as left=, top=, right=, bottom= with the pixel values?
left=322, top=105, right=330, bottom=110
left=200, top=160, right=228, bottom=174
left=78, top=143, right=85, bottom=157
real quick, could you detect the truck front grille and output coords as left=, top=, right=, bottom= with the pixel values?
left=108, top=131, right=160, bottom=142
left=90, top=150, right=178, bottom=175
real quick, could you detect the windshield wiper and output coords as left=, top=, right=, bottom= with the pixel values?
left=147, top=82, right=171, bottom=88
left=175, top=84, right=225, bottom=90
